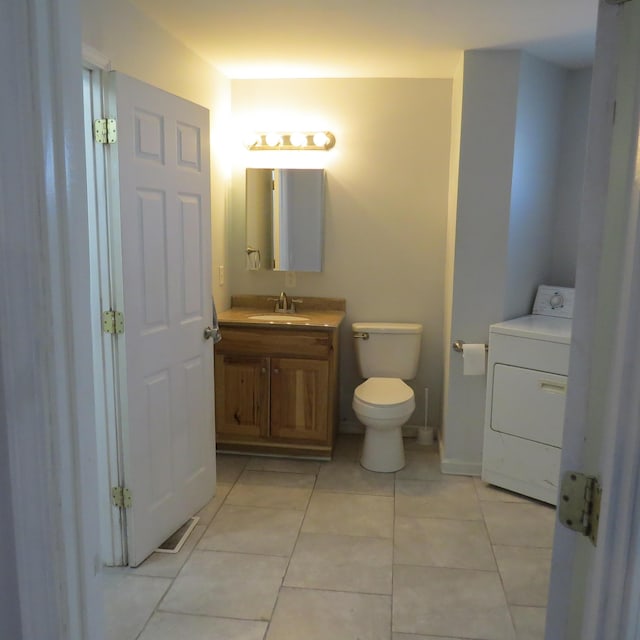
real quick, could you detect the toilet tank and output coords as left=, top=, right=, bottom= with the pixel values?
left=353, top=322, right=423, bottom=379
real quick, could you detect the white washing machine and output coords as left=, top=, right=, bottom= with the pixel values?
left=481, top=287, right=573, bottom=505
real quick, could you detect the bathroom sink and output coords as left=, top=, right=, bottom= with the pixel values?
left=248, top=314, right=311, bottom=322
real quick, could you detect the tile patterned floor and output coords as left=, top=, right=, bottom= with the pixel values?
left=103, top=435, right=555, bottom=640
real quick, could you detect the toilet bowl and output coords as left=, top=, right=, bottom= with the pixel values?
left=353, top=377, right=415, bottom=472
left=352, top=321, right=422, bottom=473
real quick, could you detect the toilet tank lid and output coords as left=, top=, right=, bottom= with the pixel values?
left=352, top=322, right=422, bottom=334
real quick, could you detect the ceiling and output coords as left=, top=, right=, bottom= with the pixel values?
left=130, top=0, right=599, bottom=79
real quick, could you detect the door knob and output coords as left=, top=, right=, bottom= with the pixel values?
left=203, top=326, right=214, bottom=340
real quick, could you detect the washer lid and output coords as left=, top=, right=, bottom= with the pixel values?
left=355, top=377, right=414, bottom=406
left=489, top=314, right=572, bottom=344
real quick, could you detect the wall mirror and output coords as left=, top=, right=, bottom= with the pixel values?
left=245, top=168, right=325, bottom=272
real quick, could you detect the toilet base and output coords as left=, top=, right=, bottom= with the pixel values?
left=360, top=425, right=405, bottom=472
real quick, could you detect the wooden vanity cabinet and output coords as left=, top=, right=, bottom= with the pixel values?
left=214, top=325, right=339, bottom=457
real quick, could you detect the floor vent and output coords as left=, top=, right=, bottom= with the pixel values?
left=155, top=516, right=200, bottom=554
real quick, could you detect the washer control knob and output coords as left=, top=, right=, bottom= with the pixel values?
left=550, top=293, right=564, bottom=309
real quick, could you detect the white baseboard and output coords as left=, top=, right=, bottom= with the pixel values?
left=438, top=438, right=482, bottom=476
left=339, top=421, right=436, bottom=441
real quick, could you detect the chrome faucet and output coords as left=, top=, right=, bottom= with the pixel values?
left=278, top=291, right=289, bottom=312
left=267, top=291, right=302, bottom=313
left=268, top=291, right=290, bottom=313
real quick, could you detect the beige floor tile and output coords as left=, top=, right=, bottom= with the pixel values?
left=315, top=459, right=395, bottom=496
left=510, top=606, right=547, bottom=640
left=395, top=479, right=483, bottom=520
left=196, top=483, right=232, bottom=525
left=247, top=456, right=322, bottom=474
left=102, top=572, right=171, bottom=640
left=482, top=502, right=556, bottom=547
left=396, top=449, right=471, bottom=483
left=494, top=546, right=552, bottom=607
left=403, top=439, right=438, bottom=452
left=393, top=635, right=466, bottom=640
left=198, top=504, right=304, bottom=556
left=216, top=454, right=251, bottom=483
left=266, top=587, right=391, bottom=640
left=225, top=478, right=315, bottom=511
left=160, top=550, right=287, bottom=620
left=474, top=478, right=531, bottom=503
left=391, top=633, right=465, bottom=640
left=237, top=469, right=317, bottom=488
left=284, top=532, right=392, bottom=594
left=332, top=433, right=363, bottom=460
left=394, top=516, right=496, bottom=570
left=131, top=524, right=206, bottom=578
left=302, top=491, right=394, bottom=538
left=393, top=565, right=515, bottom=640
left=138, top=611, right=268, bottom=640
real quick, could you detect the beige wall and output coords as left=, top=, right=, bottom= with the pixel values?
left=229, top=79, right=453, bottom=428
left=81, top=0, right=232, bottom=309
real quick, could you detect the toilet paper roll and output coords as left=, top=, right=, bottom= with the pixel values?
left=462, top=343, right=486, bottom=376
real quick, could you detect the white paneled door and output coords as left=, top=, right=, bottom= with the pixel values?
left=109, top=72, right=216, bottom=567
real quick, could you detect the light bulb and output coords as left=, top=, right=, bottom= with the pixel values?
left=312, top=132, right=329, bottom=148
left=265, top=132, right=282, bottom=147
left=242, top=133, right=259, bottom=149
left=290, top=132, right=307, bottom=147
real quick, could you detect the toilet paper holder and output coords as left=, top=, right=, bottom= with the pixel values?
left=452, top=340, right=488, bottom=353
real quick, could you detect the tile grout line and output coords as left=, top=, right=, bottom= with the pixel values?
left=133, top=455, right=247, bottom=640
left=261, top=456, right=323, bottom=640
left=473, top=477, right=520, bottom=640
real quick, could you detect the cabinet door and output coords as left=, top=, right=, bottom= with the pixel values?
left=214, top=354, right=269, bottom=440
left=270, top=357, right=329, bottom=443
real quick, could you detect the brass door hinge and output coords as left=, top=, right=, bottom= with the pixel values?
left=111, top=486, right=132, bottom=509
left=102, top=310, right=124, bottom=335
left=94, top=118, right=117, bottom=144
left=559, top=471, right=602, bottom=546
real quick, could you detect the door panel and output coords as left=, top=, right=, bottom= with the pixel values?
left=111, top=71, right=215, bottom=566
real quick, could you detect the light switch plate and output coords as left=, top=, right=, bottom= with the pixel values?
left=285, top=271, right=296, bottom=287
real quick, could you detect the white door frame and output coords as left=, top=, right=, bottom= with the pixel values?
left=0, top=0, right=103, bottom=638
left=546, top=1, right=640, bottom=638
left=82, top=55, right=128, bottom=567
left=4, top=0, right=640, bottom=638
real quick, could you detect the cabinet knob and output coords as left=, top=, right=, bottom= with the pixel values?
left=261, top=367, right=267, bottom=374
left=273, top=368, right=280, bottom=374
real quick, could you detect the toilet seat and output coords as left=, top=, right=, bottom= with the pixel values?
left=353, top=377, right=415, bottom=419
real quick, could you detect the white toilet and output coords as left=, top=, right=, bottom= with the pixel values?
left=352, top=322, right=423, bottom=472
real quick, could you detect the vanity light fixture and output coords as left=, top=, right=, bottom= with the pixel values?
left=245, top=131, right=336, bottom=151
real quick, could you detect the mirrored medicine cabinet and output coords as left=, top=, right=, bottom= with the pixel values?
left=245, top=168, right=325, bottom=272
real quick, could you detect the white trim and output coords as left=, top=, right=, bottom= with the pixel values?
left=546, top=1, right=640, bottom=638
left=581, top=2, right=640, bottom=635
left=83, top=67, right=126, bottom=566
left=438, top=438, right=482, bottom=476
left=339, top=420, right=434, bottom=439
left=82, top=44, right=112, bottom=71
left=1, top=0, right=102, bottom=637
